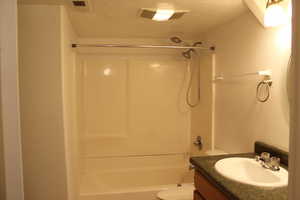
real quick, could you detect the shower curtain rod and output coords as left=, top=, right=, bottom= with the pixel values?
left=85, top=152, right=186, bottom=159
left=72, top=43, right=215, bottom=51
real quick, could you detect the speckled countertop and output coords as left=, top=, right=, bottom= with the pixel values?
left=190, top=153, right=288, bottom=200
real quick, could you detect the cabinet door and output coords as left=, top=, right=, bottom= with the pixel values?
left=194, top=171, right=229, bottom=200
left=194, top=191, right=205, bottom=200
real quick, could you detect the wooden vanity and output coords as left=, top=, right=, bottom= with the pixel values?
left=194, top=170, right=229, bottom=200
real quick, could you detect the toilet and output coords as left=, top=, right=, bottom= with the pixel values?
left=157, top=149, right=227, bottom=200
left=157, top=184, right=194, bottom=200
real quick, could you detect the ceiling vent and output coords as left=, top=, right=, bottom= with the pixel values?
left=72, top=1, right=86, bottom=7
left=69, top=0, right=92, bottom=12
left=140, top=8, right=189, bottom=21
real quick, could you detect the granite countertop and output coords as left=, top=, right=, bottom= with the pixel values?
left=190, top=153, right=288, bottom=200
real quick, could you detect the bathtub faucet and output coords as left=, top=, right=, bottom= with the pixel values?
left=193, top=136, right=203, bottom=150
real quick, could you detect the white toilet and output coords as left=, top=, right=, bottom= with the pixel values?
left=157, top=149, right=227, bottom=200
left=157, top=184, right=194, bottom=200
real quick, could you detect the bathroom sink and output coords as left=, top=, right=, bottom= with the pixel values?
left=214, top=157, right=288, bottom=188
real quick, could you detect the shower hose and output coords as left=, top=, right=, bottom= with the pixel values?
left=186, top=56, right=200, bottom=107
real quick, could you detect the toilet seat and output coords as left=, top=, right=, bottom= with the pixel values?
left=157, top=184, right=194, bottom=200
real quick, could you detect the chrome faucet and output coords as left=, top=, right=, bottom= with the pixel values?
left=255, top=152, right=280, bottom=171
left=193, top=136, right=203, bottom=150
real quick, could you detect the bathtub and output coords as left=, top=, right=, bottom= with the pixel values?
left=80, top=154, right=193, bottom=200
left=80, top=183, right=194, bottom=200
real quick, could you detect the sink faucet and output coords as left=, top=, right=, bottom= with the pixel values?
left=255, top=152, right=280, bottom=171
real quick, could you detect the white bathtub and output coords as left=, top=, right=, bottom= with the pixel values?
left=80, top=155, right=194, bottom=200
left=80, top=183, right=194, bottom=200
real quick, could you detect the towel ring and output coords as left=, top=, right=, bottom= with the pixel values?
left=256, top=80, right=272, bottom=102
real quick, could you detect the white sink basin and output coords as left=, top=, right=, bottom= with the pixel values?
left=215, top=157, right=288, bottom=188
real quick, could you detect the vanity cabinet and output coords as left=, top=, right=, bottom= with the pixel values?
left=194, top=171, right=229, bottom=200
left=194, top=191, right=205, bottom=200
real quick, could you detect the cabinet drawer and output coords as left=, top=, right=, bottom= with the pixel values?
left=194, top=171, right=229, bottom=200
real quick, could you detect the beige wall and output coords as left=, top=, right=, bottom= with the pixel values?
left=204, top=12, right=291, bottom=153
left=1, top=0, right=24, bottom=199
left=18, top=5, right=70, bottom=200
left=61, top=6, right=80, bottom=200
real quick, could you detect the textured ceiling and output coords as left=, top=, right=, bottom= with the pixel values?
left=18, top=0, right=248, bottom=39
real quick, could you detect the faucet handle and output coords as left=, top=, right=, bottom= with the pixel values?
left=270, top=157, right=280, bottom=171
left=255, top=155, right=261, bottom=161
left=260, top=152, right=270, bottom=162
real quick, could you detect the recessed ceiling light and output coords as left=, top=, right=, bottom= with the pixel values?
left=152, top=9, right=175, bottom=21
left=140, top=8, right=189, bottom=21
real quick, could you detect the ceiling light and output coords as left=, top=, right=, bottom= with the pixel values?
left=140, top=8, right=188, bottom=21
left=264, top=0, right=286, bottom=27
left=103, top=68, right=112, bottom=76
left=152, top=9, right=175, bottom=21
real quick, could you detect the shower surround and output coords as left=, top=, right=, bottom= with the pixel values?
left=75, top=40, right=213, bottom=198
left=77, top=53, right=191, bottom=194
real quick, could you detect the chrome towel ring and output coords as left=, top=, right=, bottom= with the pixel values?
left=256, top=79, right=272, bottom=102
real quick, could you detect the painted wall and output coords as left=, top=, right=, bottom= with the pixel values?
left=204, top=12, right=291, bottom=153
left=61, top=6, right=79, bottom=200
left=18, top=5, right=74, bottom=200
left=0, top=0, right=24, bottom=199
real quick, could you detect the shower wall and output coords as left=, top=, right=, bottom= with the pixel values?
left=74, top=38, right=213, bottom=195
left=190, top=52, right=214, bottom=155
left=77, top=50, right=191, bottom=194
left=79, top=56, right=189, bottom=156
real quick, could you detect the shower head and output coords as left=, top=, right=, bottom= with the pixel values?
left=193, top=41, right=202, bottom=46
left=170, top=36, right=197, bottom=59
left=170, top=36, right=183, bottom=44
left=182, top=49, right=194, bottom=59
